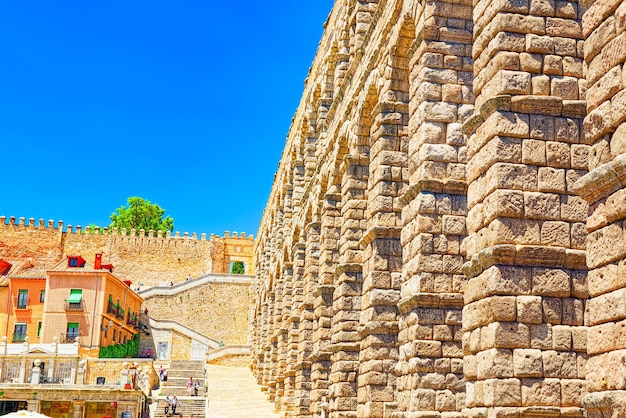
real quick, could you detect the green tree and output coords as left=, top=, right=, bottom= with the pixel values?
left=110, top=197, right=174, bottom=233
left=231, top=261, right=245, bottom=274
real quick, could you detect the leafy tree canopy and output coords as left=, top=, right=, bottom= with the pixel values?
left=110, top=197, right=174, bottom=233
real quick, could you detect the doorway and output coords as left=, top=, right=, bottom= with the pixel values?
left=157, top=342, right=168, bottom=360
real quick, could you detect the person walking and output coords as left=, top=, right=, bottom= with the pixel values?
left=164, top=395, right=171, bottom=416
left=194, top=379, right=200, bottom=396
left=159, top=366, right=164, bottom=381
left=186, top=376, right=194, bottom=396
left=171, top=395, right=178, bottom=415
left=163, top=369, right=168, bottom=382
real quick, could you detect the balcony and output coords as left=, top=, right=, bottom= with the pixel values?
left=61, top=333, right=80, bottom=343
left=127, top=313, right=139, bottom=329
left=65, top=300, right=84, bottom=311
left=107, top=302, right=125, bottom=319
left=12, top=334, right=26, bottom=343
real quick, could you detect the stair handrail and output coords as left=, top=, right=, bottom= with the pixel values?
left=138, top=273, right=253, bottom=299
left=148, top=317, right=222, bottom=350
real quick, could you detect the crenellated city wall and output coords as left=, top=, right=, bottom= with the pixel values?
left=0, top=215, right=255, bottom=288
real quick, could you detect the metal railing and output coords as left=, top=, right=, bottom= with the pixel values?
left=61, top=333, right=80, bottom=343
left=24, top=361, right=74, bottom=384
left=107, top=302, right=125, bottom=320
left=127, top=313, right=139, bottom=329
left=65, top=300, right=84, bottom=311
left=1, top=362, right=21, bottom=383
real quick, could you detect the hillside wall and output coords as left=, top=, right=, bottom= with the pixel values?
left=142, top=280, right=251, bottom=346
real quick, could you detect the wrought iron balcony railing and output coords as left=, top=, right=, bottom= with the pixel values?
left=61, top=333, right=80, bottom=343
left=65, top=300, right=84, bottom=311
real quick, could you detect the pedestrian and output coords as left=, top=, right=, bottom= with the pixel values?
left=159, top=366, right=164, bottom=381
left=147, top=348, right=152, bottom=358
left=171, top=395, right=178, bottom=415
left=164, top=395, right=170, bottom=416
left=163, top=369, right=168, bottom=382
left=186, top=274, right=191, bottom=281
left=194, top=379, right=200, bottom=396
left=186, top=376, right=194, bottom=396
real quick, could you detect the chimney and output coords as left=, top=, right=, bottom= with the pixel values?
left=94, top=253, right=102, bottom=270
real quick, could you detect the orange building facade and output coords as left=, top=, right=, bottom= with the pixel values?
left=1, top=255, right=143, bottom=358
left=5, top=275, right=47, bottom=343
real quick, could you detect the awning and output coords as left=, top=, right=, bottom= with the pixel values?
left=0, top=259, right=12, bottom=275
left=67, top=289, right=82, bottom=304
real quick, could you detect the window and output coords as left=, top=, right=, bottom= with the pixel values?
left=67, top=323, right=79, bottom=341
left=40, top=290, right=45, bottom=303
left=13, top=323, right=26, bottom=342
left=37, top=322, right=42, bottom=337
left=67, top=289, right=83, bottom=310
left=230, top=261, right=245, bottom=274
left=112, top=329, right=117, bottom=343
left=17, top=290, right=28, bottom=309
left=67, top=255, right=86, bottom=267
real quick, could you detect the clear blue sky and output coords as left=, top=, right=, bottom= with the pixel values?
left=1, top=1, right=334, bottom=238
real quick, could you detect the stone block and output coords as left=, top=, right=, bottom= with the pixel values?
left=520, top=52, right=543, bottom=73
left=540, top=221, right=570, bottom=247
left=587, top=322, right=615, bottom=355
left=513, top=349, right=543, bottom=377
left=530, top=324, right=553, bottom=350
left=517, top=295, right=544, bottom=324
left=477, top=348, right=514, bottom=379
left=521, top=378, right=562, bottom=406
left=522, top=140, right=547, bottom=165
left=484, top=322, right=531, bottom=349
left=588, top=287, right=626, bottom=325
left=483, top=378, right=522, bottom=407
left=532, top=74, right=551, bottom=95
left=561, top=378, right=587, bottom=406
left=552, top=76, right=580, bottom=100
left=586, top=66, right=622, bottom=112
left=531, top=268, right=571, bottom=297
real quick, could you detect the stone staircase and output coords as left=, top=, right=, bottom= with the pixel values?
left=160, top=360, right=206, bottom=396
left=151, top=361, right=279, bottom=418
left=154, top=397, right=206, bottom=418
left=154, top=360, right=206, bottom=418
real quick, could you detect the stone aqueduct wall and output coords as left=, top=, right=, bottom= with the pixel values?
left=0, top=215, right=254, bottom=287
left=250, top=0, right=626, bottom=417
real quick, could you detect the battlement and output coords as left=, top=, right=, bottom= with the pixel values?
left=0, top=216, right=64, bottom=230
left=0, top=214, right=256, bottom=284
left=0, top=215, right=254, bottom=241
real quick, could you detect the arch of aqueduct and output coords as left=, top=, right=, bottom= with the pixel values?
left=250, top=0, right=626, bottom=417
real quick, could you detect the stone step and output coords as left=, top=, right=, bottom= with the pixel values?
left=163, top=376, right=204, bottom=386
left=154, top=397, right=206, bottom=418
left=158, top=387, right=206, bottom=397
left=169, top=361, right=205, bottom=369
left=166, top=372, right=204, bottom=380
